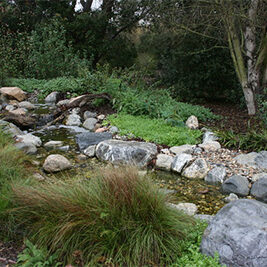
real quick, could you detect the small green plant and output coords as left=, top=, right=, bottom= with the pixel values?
left=171, top=221, right=223, bottom=267
left=16, top=240, right=61, bottom=267
left=11, top=166, right=194, bottom=266
left=106, top=114, right=202, bottom=146
left=217, top=129, right=267, bottom=152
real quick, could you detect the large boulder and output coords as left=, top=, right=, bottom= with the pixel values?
left=221, top=175, right=250, bottom=197
left=43, top=154, right=72, bottom=173
left=201, top=199, right=267, bottom=267
left=96, top=140, right=157, bottom=167
left=66, top=112, right=81, bottom=126
left=0, top=87, right=26, bottom=102
left=182, top=158, right=209, bottom=179
left=251, top=178, right=267, bottom=203
left=76, top=132, right=112, bottom=151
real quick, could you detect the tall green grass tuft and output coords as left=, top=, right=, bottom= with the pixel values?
left=11, top=167, right=194, bottom=266
left=0, top=129, right=30, bottom=239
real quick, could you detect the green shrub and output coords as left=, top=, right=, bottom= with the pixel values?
left=16, top=240, right=61, bottom=267
left=10, top=167, right=194, bottom=266
left=171, top=221, right=223, bottom=267
left=106, top=114, right=202, bottom=146
left=217, top=129, right=267, bottom=152
left=257, top=88, right=267, bottom=127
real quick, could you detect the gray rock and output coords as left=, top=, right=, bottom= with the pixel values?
left=5, top=104, right=15, bottom=111
left=169, top=144, right=195, bottom=155
left=234, top=152, right=259, bottom=168
left=58, top=145, right=70, bottom=152
left=109, top=126, right=119, bottom=134
left=32, top=173, right=46, bottom=181
left=199, top=141, right=221, bottom=152
left=201, top=199, right=267, bottom=267
left=44, top=141, right=63, bottom=149
left=14, top=142, right=37, bottom=155
left=221, top=175, right=250, bottom=197
left=194, top=214, right=214, bottom=223
left=83, top=111, right=97, bottom=120
left=76, top=132, right=112, bottom=151
left=193, top=146, right=203, bottom=154
left=0, top=120, right=23, bottom=137
left=251, top=178, right=267, bottom=203
left=84, top=145, right=96, bottom=157
left=255, top=151, right=267, bottom=171
left=224, top=193, right=239, bottom=203
left=251, top=172, right=267, bottom=182
left=96, top=140, right=157, bottom=167
left=83, top=118, right=97, bottom=131
left=169, top=202, right=198, bottom=216
left=56, top=99, right=70, bottom=107
left=43, top=154, right=72, bottom=173
left=171, top=153, right=193, bottom=173
left=182, top=158, right=209, bottom=179
left=18, top=101, right=35, bottom=110
left=186, top=115, right=198, bottom=129
left=205, top=166, right=226, bottom=185
left=16, top=133, right=42, bottom=147
left=203, top=131, right=218, bottom=143
left=156, top=154, right=174, bottom=171
left=45, top=92, right=58, bottom=103
left=77, top=154, right=87, bottom=161
left=66, top=113, right=81, bottom=126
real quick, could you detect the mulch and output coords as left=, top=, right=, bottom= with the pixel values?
left=0, top=241, right=24, bottom=267
left=199, top=102, right=263, bottom=133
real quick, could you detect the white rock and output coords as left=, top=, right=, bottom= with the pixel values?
left=18, top=101, right=35, bottom=110
left=5, top=105, right=15, bottom=111
left=224, top=193, right=239, bottom=203
left=97, top=114, right=105, bottom=120
left=186, top=115, right=198, bottom=129
left=32, top=173, right=46, bottom=181
left=56, top=99, right=70, bottom=107
left=16, top=134, right=42, bottom=147
left=182, top=158, right=209, bottom=179
left=43, top=154, right=72, bottom=173
left=170, top=144, right=195, bottom=155
left=203, top=131, right=218, bottom=143
left=199, top=141, right=221, bottom=152
left=45, top=92, right=58, bottom=103
left=169, top=202, right=198, bottom=216
left=44, top=141, right=63, bottom=148
left=171, top=153, right=193, bottom=173
left=84, top=145, right=96, bottom=157
left=156, top=154, right=174, bottom=171
left=66, top=113, right=81, bottom=126
left=9, top=108, right=27, bottom=116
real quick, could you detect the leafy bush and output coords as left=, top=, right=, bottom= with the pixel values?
left=26, top=18, right=90, bottom=79
left=257, top=88, right=267, bottom=127
left=10, top=167, right=194, bottom=266
left=16, top=240, right=61, bottom=267
left=106, top=114, right=202, bottom=146
left=217, top=129, right=267, bottom=152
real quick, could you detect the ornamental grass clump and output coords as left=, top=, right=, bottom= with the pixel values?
left=11, top=167, right=194, bottom=266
